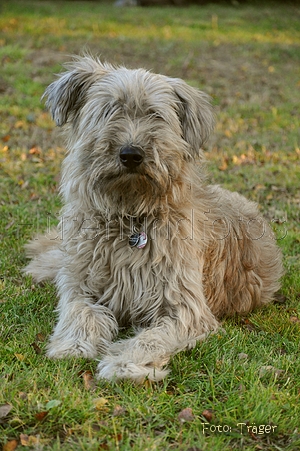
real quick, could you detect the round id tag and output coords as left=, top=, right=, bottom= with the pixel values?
left=137, top=232, right=148, bottom=249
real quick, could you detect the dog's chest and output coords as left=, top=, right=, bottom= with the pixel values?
left=84, top=220, right=171, bottom=326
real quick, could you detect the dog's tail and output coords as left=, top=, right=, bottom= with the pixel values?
left=23, top=228, right=63, bottom=283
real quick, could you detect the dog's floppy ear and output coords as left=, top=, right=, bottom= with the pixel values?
left=169, top=78, right=215, bottom=154
left=43, top=56, right=110, bottom=126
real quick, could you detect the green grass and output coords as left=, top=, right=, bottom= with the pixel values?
left=0, top=1, right=300, bottom=450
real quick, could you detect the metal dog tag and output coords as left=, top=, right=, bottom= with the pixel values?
left=137, top=232, right=148, bottom=249
left=129, top=232, right=148, bottom=248
left=129, top=233, right=140, bottom=247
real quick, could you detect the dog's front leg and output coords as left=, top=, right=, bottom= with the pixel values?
left=97, top=306, right=219, bottom=383
left=46, top=268, right=118, bottom=359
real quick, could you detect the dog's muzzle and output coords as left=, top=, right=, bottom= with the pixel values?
left=119, top=146, right=145, bottom=169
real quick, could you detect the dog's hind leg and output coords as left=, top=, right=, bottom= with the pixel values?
left=24, top=230, right=62, bottom=282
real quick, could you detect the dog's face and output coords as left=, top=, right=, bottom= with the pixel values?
left=44, top=56, right=214, bottom=215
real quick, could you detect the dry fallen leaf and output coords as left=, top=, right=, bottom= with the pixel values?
left=2, top=439, right=18, bottom=451
left=0, top=404, right=12, bottom=419
left=29, top=146, right=42, bottom=155
left=20, top=434, right=39, bottom=446
left=93, top=397, right=109, bottom=410
left=178, top=407, right=194, bottom=423
left=112, top=405, right=126, bottom=417
left=35, top=411, right=48, bottom=421
left=82, top=370, right=96, bottom=391
left=35, top=333, right=46, bottom=342
left=259, top=366, right=284, bottom=378
left=30, top=341, right=42, bottom=355
left=14, top=353, right=25, bottom=361
left=274, top=293, right=287, bottom=304
left=218, top=157, right=228, bottom=171
left=201, top=409, right=214, bottom=422
left=241, top=318, right=259, bottom=332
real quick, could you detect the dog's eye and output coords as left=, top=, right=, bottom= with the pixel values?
left=102, top=102, right=120, bottom=121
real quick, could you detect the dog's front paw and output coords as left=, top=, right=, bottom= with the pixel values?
left=96, top=355, right=169, bottom=383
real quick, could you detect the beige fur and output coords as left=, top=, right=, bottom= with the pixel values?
left=24, top=56, right=283, bottom=383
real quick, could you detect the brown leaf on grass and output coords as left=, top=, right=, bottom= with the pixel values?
left=201, top=409, right=214, bottom=422
left=259, top=366, right=284, bottom=378
left=14, top=120, right=26, bottom=129
left=82, top=370, right=96, bottom=391
left=178, top=407, right=194, bottom=423
left=112, top=405, right=126, bottom=417
left=30, top=331, right=45, bottom=354
left=28, top=146, right=42, bottom=155
left=240, top=318, right=259, bottom=332
left=248, top=429, right=258, bottom=440
left=219, top=157, right=228, bottom=171
left=30, top=341, right=42, bottom=355
left=0, top=404, right=12, bottom=419
left=35, top=333, right=46, bottom=342
left=30, top=193, right=40, bottom=201
left=19, top=392, right=28, bottom=400
left=3, top=439, right=18, bottom=451
left=35, top=411, right=48, bottom=421
left=232, top=147, right=256, bottom=166
left=20, top=434, right=39, bottom=446
left=289, top=316, right=300, bottom=324
left=274, top=293, right=287, bottom=304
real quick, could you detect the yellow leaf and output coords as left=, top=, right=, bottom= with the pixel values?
left=14, top=120, right=26, bottom=129
left=14, top=353, right=25, bottom=361
left=93, top=397, right=109, bottom=410
left=255, top=184, right=266, bottom=191
left=232, top=155, right=241, bottom=165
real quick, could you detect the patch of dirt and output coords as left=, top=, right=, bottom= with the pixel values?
left=27, top=49, right=66, bottom=68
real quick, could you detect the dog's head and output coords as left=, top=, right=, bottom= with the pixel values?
left=44, top=56, right=215, bottom=215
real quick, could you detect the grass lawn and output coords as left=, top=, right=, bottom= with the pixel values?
left=0, top=1, right=299, bottom=450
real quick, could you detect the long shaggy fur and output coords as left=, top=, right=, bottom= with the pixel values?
left=24, top=56, right=283, bottom=383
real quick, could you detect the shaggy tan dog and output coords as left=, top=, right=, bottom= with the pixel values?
left=25, top=56, right=283, bottom=382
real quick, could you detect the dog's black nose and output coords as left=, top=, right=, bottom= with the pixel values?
left=119, top=146, right=145, bottom=169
